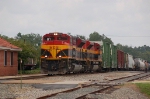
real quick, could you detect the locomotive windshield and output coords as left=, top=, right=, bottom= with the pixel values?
left=57, top=37, right=68, bottom=40
left=43, top=36, right=68, bottom=42
left=44, top=37, right=54, bottom=41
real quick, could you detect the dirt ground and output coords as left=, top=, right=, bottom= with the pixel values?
left=2, top=79, right=61, bottom=84
left=122, top=83, right=140, bottom=92
left=122, top=82, right=150, bottom=99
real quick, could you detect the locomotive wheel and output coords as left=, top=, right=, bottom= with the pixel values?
left=66, top=60, right=74, bottom=72
left=90, top=65, right=94, bottom=72
left=97, top=62, right=102, bottom=72
left=48, top=74, right=53, bottom=76
left=58, top=60, right=68, bottom=74
left=86, top=60, right=93, bottom=72
left=58, top=60, right=66, bottom=71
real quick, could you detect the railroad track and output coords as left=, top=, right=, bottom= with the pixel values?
left=0, top=71, right=107, bottom=81
left=0, top=75, right=48, bottom=80
left=37, top=72, right=150, bottom=99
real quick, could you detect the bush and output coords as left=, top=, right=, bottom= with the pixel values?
left=18, top=68, right=41, bottom=74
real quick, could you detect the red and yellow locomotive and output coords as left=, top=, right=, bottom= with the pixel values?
left=41, top=32, right=102, bottom=75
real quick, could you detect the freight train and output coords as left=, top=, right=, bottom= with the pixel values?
left=41, top=32, right=149, bottom=75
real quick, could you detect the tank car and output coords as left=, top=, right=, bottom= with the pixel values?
left=134, top=58, right=145, bottom=71
left=125, top=54, right=135, bottom=70
left=124, top=52, right=128, bottom=69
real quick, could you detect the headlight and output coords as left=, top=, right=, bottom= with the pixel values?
left=54, top=33, right=58, bottom=35
left=45, top=55, right=48, bottom=58
left=59, top=55, right=62, bottom=58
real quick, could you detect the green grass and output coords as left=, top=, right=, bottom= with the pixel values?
left=136, top=83, right=150, bottom=98
left=18, top=68, right=41, bottom=74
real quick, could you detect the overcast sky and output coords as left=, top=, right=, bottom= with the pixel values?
left=0, top=0, right=150, bottom=47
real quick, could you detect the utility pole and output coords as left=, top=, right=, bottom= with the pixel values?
left=20, top=59, right=22, bottom=89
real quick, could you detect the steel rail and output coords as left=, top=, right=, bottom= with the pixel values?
left=0, top=75, right=48, bottom=80
left=37, top=72, right=150, bottom=99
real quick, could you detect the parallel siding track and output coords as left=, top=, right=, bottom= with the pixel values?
left=0, top=75, right=48, bottom=80
left=37, top=72, right=150, bottom=99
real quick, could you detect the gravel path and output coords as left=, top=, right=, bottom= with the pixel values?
left=0, top=71, right=149, bottom=99
left=38, top=71, right=141, bottom=82
left=86, top=87, right=149, bottom=99
left=0, top=84, right=69, bottom=99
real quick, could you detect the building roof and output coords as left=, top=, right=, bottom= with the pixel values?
left=0, top=38, right=22, bottom=51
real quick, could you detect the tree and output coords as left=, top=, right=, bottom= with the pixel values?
left=102, top=34, right=114, bottom=44
left=1, top=33, right=42, bottom=68
left=15, top=33, right=42, bottom=47
left=116, top=43, right=150, bottom=62
left=89, top=31, right=102, bottom=41
left=0, top=34, right=10, bottom=40
left=16, top=32, right=22, bottom=39
left=77, top=35, right=86, bottom=40
left=89, top=32, right=114, bottom=44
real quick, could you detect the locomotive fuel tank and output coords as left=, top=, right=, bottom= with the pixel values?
left=92, top=65, right=100, bottom=71
left=71, top=63, right=84, bottom=73
left=92, top=62, right=101, bottom=72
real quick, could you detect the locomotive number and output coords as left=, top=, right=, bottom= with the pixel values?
left=50, top=46, right=58, bottom=50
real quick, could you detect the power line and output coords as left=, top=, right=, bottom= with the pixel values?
left=106, top=35, right=150, bottom=37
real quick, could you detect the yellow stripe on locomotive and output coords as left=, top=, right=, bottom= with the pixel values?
left=41, top=45, right=73, bottom=60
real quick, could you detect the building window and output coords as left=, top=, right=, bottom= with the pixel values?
left=4, top=51, right=7, bottom=66
left=11, top=52, right=13, bottom=66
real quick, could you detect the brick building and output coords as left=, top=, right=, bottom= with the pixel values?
left=0, top=38, right=22, bottom=76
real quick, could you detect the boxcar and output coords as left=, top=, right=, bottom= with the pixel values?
left=110, top=44, right=117, bottom=70
left=117, top=50, right=125, bottom=70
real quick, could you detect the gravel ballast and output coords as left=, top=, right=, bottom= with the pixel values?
left=0, top=71, right=149, bottom=99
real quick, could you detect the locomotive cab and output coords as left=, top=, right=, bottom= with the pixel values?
left=41, top=32, right=75, bottom=75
